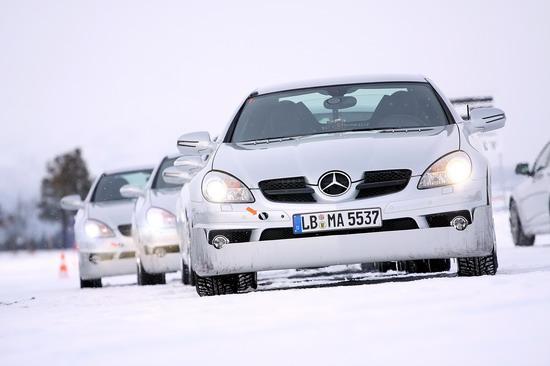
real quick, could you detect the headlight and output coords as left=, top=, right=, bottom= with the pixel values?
left=146, top=207, right=176, bottom=229
left=418, top=151, right=472, bottom=189
left=84, top=219, right=115, bottom=238
left=202, top=171, right=254, bottom=203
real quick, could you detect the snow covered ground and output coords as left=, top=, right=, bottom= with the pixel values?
left=1, top=211, right=549, bottom=366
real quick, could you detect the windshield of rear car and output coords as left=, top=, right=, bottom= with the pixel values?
left=91, top=169, right=152, bottom=203
left=152, top=157, right=182, bottom=190
left=229, top=82, right=450, bottom=142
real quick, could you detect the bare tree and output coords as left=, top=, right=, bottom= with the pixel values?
left=38, top=148, right=92, bottom=248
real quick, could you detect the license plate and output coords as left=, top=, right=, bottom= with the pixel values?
left=293, top=208, right=382, bottom=234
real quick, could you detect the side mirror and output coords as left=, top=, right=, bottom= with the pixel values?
left=468, top=107, right=506, bottom=132
left=177, top=131, right=214, bottom=156
left=515, top=163, right=532, bottom=176
left=173, top=155, right=205, bottom=170
left=120, top=184, right=145, bottom=198
left=162, top=166, right=192, bottom=185
left=163, top=156, right=205, bottom=185
left=60, top=195, right=85, bottom=210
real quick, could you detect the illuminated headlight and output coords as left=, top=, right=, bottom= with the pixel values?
left=146, top=207, right=176, bottom=229
left=84, top=219, right=115, bottom=238
left=202, top=171, right=254, bottom=203
left=418, top=151, right=472, bottom=189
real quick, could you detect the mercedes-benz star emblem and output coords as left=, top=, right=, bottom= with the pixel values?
left=318, top=171, right=351, bottom=196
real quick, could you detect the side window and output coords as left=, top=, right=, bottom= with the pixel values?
left=533, top=143, right=550, bottom=172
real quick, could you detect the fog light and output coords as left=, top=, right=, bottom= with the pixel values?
left=211, top=235, right=229, bottom=249
left=89, top=254, right=99, bottom=264
left=153, top=247, right=166, bottom=257
left=450, top=216, right=468, bottom=231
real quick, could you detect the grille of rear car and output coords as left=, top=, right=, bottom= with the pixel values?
left=119, top=251, right=136, bottom=259
left=144, top=245, right=180, bottom=255
left=117, top=224, right=132, bottom=237
left=355, top=169, right=412, bottom=199
left=259, top=177, right=316, bottom=203
left=259, top=218, right=418, bottom=241
left=208, top=229, right=252, bottom=244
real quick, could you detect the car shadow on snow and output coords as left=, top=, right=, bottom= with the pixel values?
left=257, top=268, right=456, bottom=292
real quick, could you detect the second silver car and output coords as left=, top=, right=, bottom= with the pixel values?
left=121, top=155, right=183, bottom=285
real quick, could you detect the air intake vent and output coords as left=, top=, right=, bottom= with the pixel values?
left=425, top=210, right=472, bottom=228
left=259, top=177, right=316, bottom=203
left=208, top=229, right=252, bottom=244
left=356, top=170, right=411, bottom=199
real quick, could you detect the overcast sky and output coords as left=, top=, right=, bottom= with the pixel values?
left=1, top=0, right=549, bottom=209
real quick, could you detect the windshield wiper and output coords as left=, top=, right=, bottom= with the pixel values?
left=345, top=127, right=436, bottom=133
left=240, top=136, right=300, bottom=145
left=239, top=127, right=438, bottom=144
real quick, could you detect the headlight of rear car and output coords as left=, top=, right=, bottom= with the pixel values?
left=146, top=207, right=176, bottom=229
left=418, top=151, right=472, bottom=189
left=84, top=219, right=115, bottom=238
left=202, top=171, right=254, bottom=203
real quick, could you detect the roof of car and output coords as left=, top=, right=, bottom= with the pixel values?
left=102, top=165, right=155, bottom=175
left=255, top=74, right=428, bottom=95
left=164, top=153, right=181, bottom=160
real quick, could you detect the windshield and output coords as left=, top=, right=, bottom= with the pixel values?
left=229, top=82, right=450, bottom=142
left=92, top=169, right=152, bottom=203
left=152, top=157, right=182, bottom=190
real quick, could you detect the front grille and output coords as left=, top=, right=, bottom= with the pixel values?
left=425, top=210, right=472, bottom=228
left=208, top=229, right=252, bottom=244
left=356, top=170, right=411, bottom=199
left=118, top=224, right=132, bottom=237
left=259, top=177, right=316, bottom=203
left=259, top=218, right=418, bottom=241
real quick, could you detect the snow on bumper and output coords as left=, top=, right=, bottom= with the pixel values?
left=192, top=205, right=494, bottom=276
left=78, top=234, right=136, bottom=279
left=190, top=177, right=496, bottom=276
left=137, top=228, right=180, bottom=274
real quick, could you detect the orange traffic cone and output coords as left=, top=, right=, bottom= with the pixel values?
left=59, top=252, right=68, bottom=277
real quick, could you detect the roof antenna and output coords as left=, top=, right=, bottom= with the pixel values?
left=466, top=104, right=470, bottom=120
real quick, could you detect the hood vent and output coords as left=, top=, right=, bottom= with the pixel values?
left=259, top=177, right=316, bottom=203
left=356, top=169, right=412, bottom=199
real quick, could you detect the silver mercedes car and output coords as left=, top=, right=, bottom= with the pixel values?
left=164, top=75, right=506, bottom=296
left=61, top=167, right=153, bottom=288
left=509, top=141, right=550, bottom=246
left=120, top=155, right=183, bottom=285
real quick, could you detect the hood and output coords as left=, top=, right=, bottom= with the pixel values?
left=86, top=200, right=135, bottom=227
left=149, top=188, right=180, bottom=214
left=212, top=125, right=460, bottom=188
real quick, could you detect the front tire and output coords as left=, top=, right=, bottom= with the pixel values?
left=137, top=261, right=166, bottom=286
left=80, top=278, right=102, bottom=288
left=510, top=201, right=535, bottom=246
left=195, top=272, right=257, bottom=297
left=457, top=249, right=498, bottom=276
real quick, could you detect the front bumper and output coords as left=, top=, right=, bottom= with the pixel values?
left=137, top=228, right=180, bottom=274
left=190, top=176, right=495, bottom=276
left=78, top=234, right=137, bottom=280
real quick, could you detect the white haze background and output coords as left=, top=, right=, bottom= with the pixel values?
left=1, top=0, right=549, bottom=209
